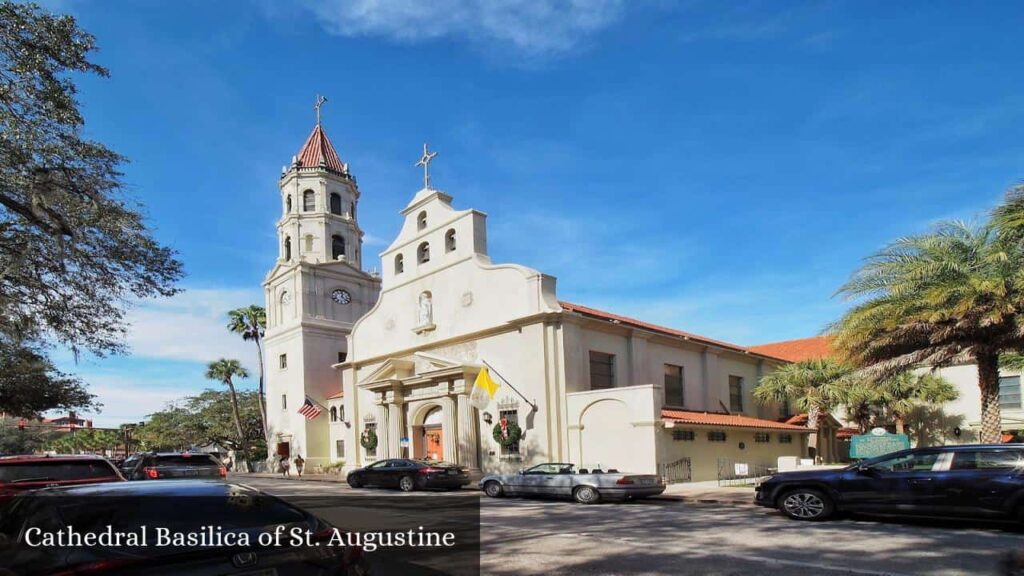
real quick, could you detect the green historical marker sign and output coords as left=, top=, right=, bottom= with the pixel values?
left=849, top=428, right=911, bottom=459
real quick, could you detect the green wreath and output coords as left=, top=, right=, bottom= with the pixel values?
left=360, top=428, right=378, bottom=451
left=492, top=421, right=523, bottom=447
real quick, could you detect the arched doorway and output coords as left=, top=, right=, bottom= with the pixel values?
left=416, top=406, right=444, bottom=461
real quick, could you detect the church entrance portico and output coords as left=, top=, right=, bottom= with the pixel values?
left=359, top=355, right=481, bottom=470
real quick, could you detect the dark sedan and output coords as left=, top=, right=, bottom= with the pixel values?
left=0, top=480, right=368, bottom=575
left=755, top=443, right=1024, bottom=522
left=347, top=459, right=470, bottom=492
left=0, top=455, right=123, bottom=501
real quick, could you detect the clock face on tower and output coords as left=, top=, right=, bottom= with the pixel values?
left=331, top=289, right=352, bottom=305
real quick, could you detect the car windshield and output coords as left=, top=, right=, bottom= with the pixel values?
left=526, top=464, right=575, bottom=474
left=0, top=461, right=118, bottom=483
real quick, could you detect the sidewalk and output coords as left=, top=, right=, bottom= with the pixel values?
left=231, top=472, right=756, bottom=506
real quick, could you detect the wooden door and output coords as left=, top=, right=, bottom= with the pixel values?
left=424, top=427, right=443, bottom=460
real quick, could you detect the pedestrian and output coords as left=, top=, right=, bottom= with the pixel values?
left=294, top=455, right=305, bottom=479
left=279, top=455, right=290, bottom=477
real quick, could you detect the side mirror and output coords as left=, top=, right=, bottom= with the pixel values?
left=856, top=465, right=872, bottom=474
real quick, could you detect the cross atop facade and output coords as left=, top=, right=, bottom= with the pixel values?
left=314, top=95, right=328, bottom=126
left=415, top=143, right=439, bottom=189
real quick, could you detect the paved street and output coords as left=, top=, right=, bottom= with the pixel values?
left=237, top=476, right=1023, bottom=576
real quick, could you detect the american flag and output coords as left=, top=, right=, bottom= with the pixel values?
left=297, top=397, right=323, bottom=420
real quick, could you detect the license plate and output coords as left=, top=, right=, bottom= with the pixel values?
left=447, top=470, right=458, bottom=475
left=640, top=478, right=654, bottom=485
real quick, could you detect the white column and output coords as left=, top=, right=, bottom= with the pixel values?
left=456, top=393, right=479, bottom=470
left=376, top=403, right=390, bottom=459
left=440, top=396, right=457, bottom=462
left=388, top=403, right=403, bottom=458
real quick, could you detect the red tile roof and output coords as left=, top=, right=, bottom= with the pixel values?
left=661, top=408, right=814, bottom=432
left=296, top=124, right=347, bottom=175
left=559, top=301, right=788, bottom=362
left=837, top=427, right=860, bottom=439
left=748, top=336, right=834, bottom=363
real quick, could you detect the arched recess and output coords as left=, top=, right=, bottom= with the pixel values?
left=578, top=399, right=631, bottom=471
left=412, top=404, right=445, bottom=461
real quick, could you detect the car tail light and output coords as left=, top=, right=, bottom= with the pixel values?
left=143, top=466, right=160, bottom=479
left=219, top=466, right=227, bottom=478
left=419, top=467, right=443, bottom=474
left=615, top=477, right=635, bottom=485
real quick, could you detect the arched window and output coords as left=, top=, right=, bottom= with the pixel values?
left=332, top=235, right=346, bottom=260
left=303, top=189, right=315, bottom=212
left=330, top=407, right=338, bottom=422
left=445, top=228, right=456, bottom=252
left=329, top=193, right=342, bottom=215
left=417, top=211, right=427, bottom=230
left=394, top=253, right=404, bottom=274
left=418, top=242, right=430, bottom=264
left=285, top=195, right=292, bottom=213
left=284, top=236, right=292, bottom=261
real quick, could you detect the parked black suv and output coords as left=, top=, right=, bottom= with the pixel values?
left=122, top=452, right=226, bottom=481
left=755, top=444, right=1024, bottom=522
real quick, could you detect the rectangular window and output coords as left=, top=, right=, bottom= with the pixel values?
left=279, top=354, right=287, bottom=369
left=335, top=440, right=345, bottom=459
left=754, top=432, right=770, bottom=443
left=499, top=409, right=521, bottom=458
left=672, top=429, right=695, bottom=441
left=589, top=351, right=615, bottom=390
left=999, top=376, right=1022, bottom=409
left=664, top=364, right=685, bottom=407
left=337, top=351, right=348, bottom=364
left=707, top=431, right=727, bottom=442
left=281, top=394, right=287, bottom=410
left=729, top=375, right=744, bottom=413
left=951, top=449, right=1024, bottom=470
left=779, top=433, right=793, bottom=444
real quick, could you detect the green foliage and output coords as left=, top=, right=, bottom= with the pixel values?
left=138, top=389, right=265, bottom=459
left=754, top=358, right=855, bottom=419
left=226, top=305, right=267, bottom=442
left=0, top=416, right=57, bottom=454
left=43, top=428, right=120, bottom=454
left=0, top=336, right=95, bottom=416
left=0, top=2, right=183, bottom=356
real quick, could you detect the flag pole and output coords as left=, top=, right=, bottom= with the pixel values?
left=481, top=359, right=537, bottom=412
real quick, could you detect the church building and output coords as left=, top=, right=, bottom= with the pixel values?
left=265, top=112, right=812, bottom=482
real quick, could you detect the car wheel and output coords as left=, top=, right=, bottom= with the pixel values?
left=347, top=476, right=362, bottom=489
left=573, top=485, right=600, bottom=504
left=483, top=481, right=503, bottom=498
left=780, top=488, right=833, bottom=521
left=399, top=475, right=416, bottom=492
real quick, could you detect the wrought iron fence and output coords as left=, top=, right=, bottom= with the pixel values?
left=659, top=457, right=692, bottom=484
left=716, top=457, right=775, bottom=487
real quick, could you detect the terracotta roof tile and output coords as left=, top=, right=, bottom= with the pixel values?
left=559, top=301, right=788, bottom=361
left=295, top=124, right=347, bottom=175
left=748, top=336, right=834, bottom=363
left=661, top=408, right=814, bottom=431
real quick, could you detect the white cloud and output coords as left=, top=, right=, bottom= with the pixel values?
left=76, top=377, right=206, bottom=429
left=125, top=287, right=264, bottom=365
left=297, top=0, right=625, bottom=57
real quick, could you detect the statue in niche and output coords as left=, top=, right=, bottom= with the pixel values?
left=417, top=292, right=433, bottom=327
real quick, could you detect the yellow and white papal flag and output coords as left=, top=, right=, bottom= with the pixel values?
left=469, top=367, right=501, bottom=410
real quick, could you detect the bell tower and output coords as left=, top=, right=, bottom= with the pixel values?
left=263, top=97, right=381, bottom=468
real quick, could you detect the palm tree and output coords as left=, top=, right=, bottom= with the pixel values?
left=754, top=358, right=854, bottom=455
left=877, top=372, right=958, bottom=435
left=205, top=358, right=250, bottom=470
left=227, top=306, right=267, bottom=442
left=833, top=219, right=1024, bottom=444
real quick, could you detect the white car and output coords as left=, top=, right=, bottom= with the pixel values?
left=479, top=462, right=665, bottom=504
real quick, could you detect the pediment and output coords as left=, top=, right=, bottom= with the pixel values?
left=358, top=351, right=469, bottom=388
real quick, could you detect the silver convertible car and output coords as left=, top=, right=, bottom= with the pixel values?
left=479, top=462, right=665, bottom=504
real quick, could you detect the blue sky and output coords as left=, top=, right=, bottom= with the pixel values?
left=44, top=0, right=1023, bottom=427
